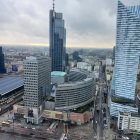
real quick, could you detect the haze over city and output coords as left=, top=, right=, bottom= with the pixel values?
left=0, top=0, right=139, bottom=48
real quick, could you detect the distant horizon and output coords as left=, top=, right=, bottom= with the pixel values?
left=0, top=0, right=139, bottom=48
left=1, top=43, right=113, bottom=49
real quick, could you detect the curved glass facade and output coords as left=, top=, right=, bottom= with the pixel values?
left=110, top=1, right=140, bottom=117
left=113, top=1, right=140, bottom=100
left=55, top=78, right=95, bottom=111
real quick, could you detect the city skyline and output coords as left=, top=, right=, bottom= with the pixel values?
left=0, top=0, right=140, bottom=48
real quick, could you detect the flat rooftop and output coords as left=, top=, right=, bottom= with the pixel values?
left=120, top=112, right=140, bottom=118
left=51, top=71, right=66, bottom=77
left=0, top=75, right=24, bottom=96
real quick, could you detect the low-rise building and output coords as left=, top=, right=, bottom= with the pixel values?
left=51, top=71, right=67, bottom=84
left=77, top=62, right=93, bottom=71
left=118, top=112, right=140, bottom=133
left=106, top=58, right=113, bottom=66
left=105, top=65, right=114, bottom=81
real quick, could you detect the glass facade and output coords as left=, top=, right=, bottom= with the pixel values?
left=110, top=1, right=140, bottom=117
left=0, top=46, right=6, bottom=73
left=49, top=10, right=66, bottom=72
left=112, top=1, right=140, bottom=100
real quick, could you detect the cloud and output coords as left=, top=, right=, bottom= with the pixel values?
left=0, top=0, right=139, bottom=48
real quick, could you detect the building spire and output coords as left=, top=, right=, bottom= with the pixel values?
left=53, top=0, right=55, bottom=11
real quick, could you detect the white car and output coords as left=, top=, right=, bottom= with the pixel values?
left=104, top=124, right=107, bottom=128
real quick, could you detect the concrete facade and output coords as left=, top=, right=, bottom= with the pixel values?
left=118, top=112, right=140, bottom=133
left=23, top=56, right=51, bottom=124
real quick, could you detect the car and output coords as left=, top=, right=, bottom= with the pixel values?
left=104, top=124, right=107, bottom=128
left=103, top=117, right=106, bottom=120
left=103, top=113, right=106, bottom=117
left=103, top=108, right=106, bottom=112
left=103, top=120, right=107, bottom=124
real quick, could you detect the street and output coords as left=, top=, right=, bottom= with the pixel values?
left=93, top=65, right=111, bottom=140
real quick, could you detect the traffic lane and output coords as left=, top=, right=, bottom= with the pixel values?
left=0, top=133, right=41, bottom=140
left=1, top=123, right=63, bottom=138
left=97, top=86, right=104, bottom=137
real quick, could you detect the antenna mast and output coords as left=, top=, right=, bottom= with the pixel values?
left=53, top=0, right=55, bottom=11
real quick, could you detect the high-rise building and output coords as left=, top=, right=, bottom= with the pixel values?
left=49, top=5, right=66, bottom=72
left=113, top=46, right=115, bottom=62
left=110, top=1, right=140, bottom=117
left=0, top=46, right=6, bottom=73
left=65, top=53, right=69, bottom=67
left=23, top=56, right=51, bottom=124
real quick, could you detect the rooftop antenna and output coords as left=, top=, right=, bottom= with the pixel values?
left=53, top=0, right=55, bottom=11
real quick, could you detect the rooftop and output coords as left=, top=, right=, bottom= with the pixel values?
left=0, top=75, right=24, bottom=96
left=51, top=71, right=66, bottom=77
left=120, top=112, right=140, bottom=118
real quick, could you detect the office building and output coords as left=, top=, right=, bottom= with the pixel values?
left=23, top=56, right=51, bottom=124
left=106, top=58, right=112, bottom=66
left=65, top=53, right=69, bottom=67
left=113, top=1, right=140, bottom=100
left=0, top=47, right=6, bottom=73
left=77, top=62, right=93, bottom=71
left=118, top=112, right=140, bottom=133
left=55, top=70, right=95, bottom=111
left=49, top=6, right=66, bottom=72
left=113, top=46, right=115, bottom=62
left=110, top=1, right=140, bottom=117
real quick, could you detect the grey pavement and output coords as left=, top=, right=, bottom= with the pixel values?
left=0, top=133, right=41, bottom=140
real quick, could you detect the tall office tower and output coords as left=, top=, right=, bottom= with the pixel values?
left=49, top=4, right=66, bottom=72
left=23, top=56, right=51, bottom=124
left=65, top=53, right=69, bottom=67
left=0, top=47, right=6, bottom=73
left=110, top=1, right=140, bottom=117
left=113, top=46, right=115, bottom=61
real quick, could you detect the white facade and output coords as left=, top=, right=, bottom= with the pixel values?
left=106, top=74, right=111, bottom=81
left=93, top=71, right=99, bottom=79
left=118, top=112, right=140, bottom=132
left=77, top=62, right=93, bottom=71
left=23, top=56, right=51, bottom=124
left=94, top=65, right=100, bottom=71
left=106, top=58, right=112, bottom=66
left=106, top=65, right=114, bottom=81
left=24, top=56, right=51, bottom=108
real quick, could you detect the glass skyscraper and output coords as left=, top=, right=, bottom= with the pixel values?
left=113, top=1, right=140, bottom=100
left=0, top=46, right=6, bottom=73
left=110, top=1, right=140, bottom=117
left=49, top=8, right=66, bottom=72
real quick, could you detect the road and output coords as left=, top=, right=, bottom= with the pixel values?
left=0, top=133, right=41, bottom=140
left=93, top=65, right=111, bottom=140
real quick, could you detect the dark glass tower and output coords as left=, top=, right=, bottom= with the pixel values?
left=0, top=47, right=6, bottom=73
left=49, top=8, right=66, bottom=72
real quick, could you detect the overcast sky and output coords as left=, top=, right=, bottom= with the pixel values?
left=0, top=0, right=140, bottom=48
